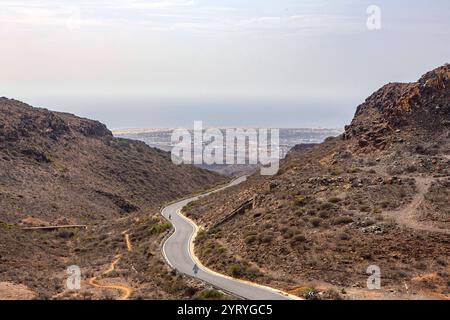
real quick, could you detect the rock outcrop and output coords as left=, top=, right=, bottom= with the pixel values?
left=343, top=64, right=449, bottom=150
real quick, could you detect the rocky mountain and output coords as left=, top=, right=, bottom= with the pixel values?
left=344, top=64, right=450, bottom=151
left=186, top=64, right=450, bottom=300
left=0, top=98, right=226, bottom=224
left=0, top=98, right=226, bottom=299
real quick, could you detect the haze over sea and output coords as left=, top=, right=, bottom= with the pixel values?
left=28, top=96, right=355, bottom=130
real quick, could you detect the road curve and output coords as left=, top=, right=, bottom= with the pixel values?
left=161, top=176, right=294, bottom=300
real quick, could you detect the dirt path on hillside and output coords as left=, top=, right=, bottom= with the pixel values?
left=383, top=176, right=449, bottom=235
left=123, top=231, right=133, bottom=252
left=88, top=256, right=132, bottom=300
left=363, top=165, right=448, bottom=235
left=88, top=231, right=134, bottom=300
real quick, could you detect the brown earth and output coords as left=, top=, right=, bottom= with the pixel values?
left=185, top=64, right=450, bottom=300
left=0, top=282, right=36, bottom=300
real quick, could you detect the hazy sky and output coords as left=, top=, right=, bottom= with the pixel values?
left=0, top=0, right=449, bottom=129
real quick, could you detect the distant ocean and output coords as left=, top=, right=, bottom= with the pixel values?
left=26, top=96, right=356, bottom=130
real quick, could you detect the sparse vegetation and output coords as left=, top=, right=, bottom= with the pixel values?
left=0, top=220, right=16, bottom=230
left=332, top=216, right=353, bottom=225
left=328, top=197, right=342, bottom=204
left=244, top=235, right=257, bottom=245
left=292, top=234, right=306, bottom=243
left=310, top=217, right=322, bottom=227
left=195, top=289, right=226, bottom=300
left=149, top=222, right=172, bottom=235
left=227, top=263, right=261, bottom=279
left=293, top=195, right=307, bottom=207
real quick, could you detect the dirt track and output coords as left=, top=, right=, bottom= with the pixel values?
left=384, top=176, right=449, bottom=235
left=87, top=232, right=133, bottom=300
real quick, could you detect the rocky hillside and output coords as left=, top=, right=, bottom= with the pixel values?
left=0, top=98, right=226, bottom=299
left=344, top=64, right=450, bottom=151
left=0, top=98, right=225, bottom=224
left=186, top=65, right=450, bottom=300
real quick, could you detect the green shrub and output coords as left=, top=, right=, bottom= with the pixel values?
left=322, top=289, right=343, bottom=300
left=244, top=230, right=257, bottom=237
left=436, top=258, right=447, bottom=266
left=227, top=263, right=261, bottom=279
left=195, top=230, right=208, bottom=243
left=228, top=264, right=243, bottom=277
left=372, top=207, right=382, bottom=214
left=149, top=223, right=171, bottom=235
left=405, top=165, right=417, bottom=173
left=328, top=197, right=342, bottom=204
left=415, top=261, right=427, bottom=270
left=263, top=222, right=273, bottom=229
left=196, top=289, right=225, bottom=300
left=292, top=234, right=306, bottom=243
left=320, top=202, right=334, bottom=210
left=246, top=266, right=261, bottom=278
left=261, top=234, right=274, bottom=243
left=293, top=196, right=307, bottom=207
left=283, top=228, right=295, bottom=239
left=0, top=220, right=15, bottom=230
left=310, top=217, right=322, bottom=227
left=57, top=229, right=75, bottom=238
left=244, top=235, right=257, bottom=245
left=380, top=200, right=391, bottom=209
left=338, top=232, right=351, bottom=240
left=318, top=211, right=330, bottom=219
left=333, top=216, right=353, bottom=225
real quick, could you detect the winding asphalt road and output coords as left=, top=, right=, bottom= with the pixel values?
left=161, top=176, right=293, bottom=300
